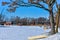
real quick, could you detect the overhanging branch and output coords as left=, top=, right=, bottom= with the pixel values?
left=5, top=0, right=50, bottom=12
left=33, top=3, right=49, bottom=11
left=17, top=2, right=49, bottom=12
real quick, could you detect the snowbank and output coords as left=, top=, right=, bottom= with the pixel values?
left=37, top=33, right=60, bottom=40
left=37, top=28, right=60, bottom=40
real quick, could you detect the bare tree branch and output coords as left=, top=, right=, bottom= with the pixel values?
left=15, top=0, right=49, bottom=11
left=2, top=0, right=55, bottom=12
left=32, top=3, right=49, bottom=11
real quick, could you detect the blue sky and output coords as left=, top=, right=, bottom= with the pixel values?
left=0, top=0, right=60, bottom=19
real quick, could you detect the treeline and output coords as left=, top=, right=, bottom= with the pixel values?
left=0, top=13, right=50, bottom=25
left=10, top=16, right=50, bottom=25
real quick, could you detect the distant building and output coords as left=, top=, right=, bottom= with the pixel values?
left=4, top=21, right=12, bottom=25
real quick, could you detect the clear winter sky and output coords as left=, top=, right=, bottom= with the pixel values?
left=0, top=0, right=60, bottom=19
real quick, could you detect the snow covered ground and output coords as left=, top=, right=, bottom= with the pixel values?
left=37, top=33, right=60, bottom=40
left=0, top=25, right=50, bottom=40
left=37, top=28, right=60, bottom=40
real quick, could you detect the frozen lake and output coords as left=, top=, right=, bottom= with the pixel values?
left=0, top=26, right=50, bottom=40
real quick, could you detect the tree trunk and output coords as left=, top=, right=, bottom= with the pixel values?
left=55, top=8, right=60, bottom=33
left=49, top=6, right=55, bottom=34
left=55, top=13, right=59, bottom=33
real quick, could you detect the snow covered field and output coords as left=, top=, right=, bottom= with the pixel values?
left=0, top=25, right=50, bottom=40
left=37, top=28, right=60, bottom=40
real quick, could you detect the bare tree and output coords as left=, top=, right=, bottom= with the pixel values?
left=0, top=8, right=5, bottom=21
left=2, top=0, right=57, bottom=34
left=55, top=3, right=60, bottom=33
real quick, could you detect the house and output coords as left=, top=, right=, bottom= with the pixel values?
left=4, top=21, right=12, bottom=25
